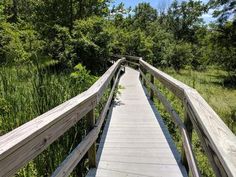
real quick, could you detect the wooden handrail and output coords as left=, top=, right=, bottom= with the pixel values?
left=0, top=58, right=125, bottom=177
left=51, top=68, right=122, bottom=177
left=112, top=54, right=140, bottom=61
left=139, top=69, right=200, bottom=177
left=125, top=55, right=236, bottom=177
left=139, top=59, right=190, bottom=100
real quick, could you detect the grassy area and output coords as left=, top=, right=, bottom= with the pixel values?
left=164, top=67, right=236, bottom=134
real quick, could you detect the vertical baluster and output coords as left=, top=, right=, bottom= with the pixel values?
left=150, top=75, right=154, bottom=101
left=181, top=109, right=193, bottom=175
left=143, top=69, right=147, bottom=87
left=139, top=65, right=143, bottom=82
left=110, top=76, right=114, bottom=90
left=87, top=109, right=96, bottom=168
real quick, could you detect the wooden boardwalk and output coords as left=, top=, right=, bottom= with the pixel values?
left=1, top=57, right=235, bottom=177
left=87, top=67, right=187, bottom=177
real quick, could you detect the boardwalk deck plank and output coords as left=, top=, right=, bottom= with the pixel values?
left=87, top=67, right=186, bottom=177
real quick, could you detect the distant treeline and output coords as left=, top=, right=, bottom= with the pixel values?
left=0, top=0, right=235, bottom=74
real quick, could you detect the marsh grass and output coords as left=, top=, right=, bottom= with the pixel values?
left=0, top=63, right=98, bottom=176
left=164, top=67, right=236, bottom=134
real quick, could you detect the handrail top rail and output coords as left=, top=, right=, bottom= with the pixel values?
left=113, top=55, right=141, bottom=61
left=0, top=58, right=125, bottom=161
left=139, top=59, right=192, bottom=100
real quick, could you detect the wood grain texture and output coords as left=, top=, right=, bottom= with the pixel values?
left=139, top=59, right=191, bottom=100
left=181, top=112, right=193, bottom=175
left=1, top=54, right=236, bottom=177
left=51, top=126, right=99, bottom=177
left=0, top=59, right=125, bottom=177
left=87, top=109, right=96, bottom=168
left=185, top=89, right=236, bottom=177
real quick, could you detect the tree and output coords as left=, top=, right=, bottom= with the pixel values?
left=32, top=0, right=110, bottom=37
left=133, top=3, right=158, bottom=31
left=162, top=41, right=193, bottom=72
left=209, top=0, right=236, bottom=24
left=165, top=0, right=206, bottom=42
left=109, top=3, right=131, bottom=27
left=207, top=0, right=236, bottom=73
left=0, top=2, right=6, bottom=22
left=72, top=16, right=111, bottom=73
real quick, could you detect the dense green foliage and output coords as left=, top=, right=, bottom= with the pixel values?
left=0, top=0, right=235, bottom=176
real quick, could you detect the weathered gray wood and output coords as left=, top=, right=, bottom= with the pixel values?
left=139, top=70, right=183, bottom=127
left=87, top=109, right=96, bottom=168
left=87, top=67, right=187, bottom=177
left=51, top=69, right=122, bottom=177
left=126, top=60, right=139, bottom=66
left=113, top=55, right=140, bottom=61
left=0, top=93, right=97, bottom=177
left=139, top=59, right=191, bottom=100
left=185, top=89, right=236, bottom=177
left=96, top=69, right=122, bottom=131
left=0, top=59, right=125, bottom=177
left=181, top=111, right=193, bottom=175
left=137, top=57, right=236, bottom=177
left=51, top=126, right=98, bottom=177
left=90, top=58, right=125, bottom=101
left=150, top=74, right=154, bottom=101
left=139, top=69, right=200, bottom=177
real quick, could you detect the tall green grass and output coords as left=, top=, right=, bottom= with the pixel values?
left=165, top=67, right=236, bottom=134
left=0, top=63, right=98, bottom=176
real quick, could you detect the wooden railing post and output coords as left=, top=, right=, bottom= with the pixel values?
left=110, top=76, right=114, bottom=90
left=140, top=66, right=147, bottom=87
left=150, top=75, right=154, bottom=101
left=181, top=109, right=193, bottom=174
left=139, top=65, right=143, bottom=82
left=86, top=109, right=96, bottom=168
left=143, top=69, right=147, bottom=87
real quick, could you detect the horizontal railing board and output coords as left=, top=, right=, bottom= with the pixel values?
left=113, top=55, right=140, bottom=61
left=139, top=69, right=200, bottom=177
left=51, top=69, right=122, bottom=177
left=0, top=89, right=97, bottom=177
left=139, top=59, right=191, bottom=100
left=0, top=59, right=125, bottom=177
left=0, top=91, right=96, bottom=160
left=185, top=89, right=236, bottom=177
left=139, top=69, right=183, bottom=128
left=51, top=126, right=99, bottom=177
left=126, top=60, right=139, bottom=66
left=90, top=58, right=125, bottom=101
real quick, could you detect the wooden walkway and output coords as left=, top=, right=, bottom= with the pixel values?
left=1, top=57, right=235, bottom=177
left=87, top=67, right=187, bottom=177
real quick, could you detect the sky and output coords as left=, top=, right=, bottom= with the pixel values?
left=110, top=0, right=215, bottom=23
